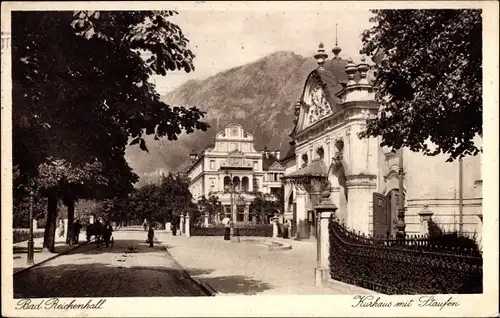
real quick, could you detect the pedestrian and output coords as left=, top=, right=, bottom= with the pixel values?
left=73, top=219, right=82, bottom=244
left=148, top=224, right=155, bottom=248
left=222, top=215, right=231, bottom=241
left=103, top=221, right=114, bottom=248
left=171, top=219, right=177, bottom=236
left=58, top=219, right=65, bottom=238
left=283, top=219, right=290, bottom=239
left=142, top=218, right=148, bottom=232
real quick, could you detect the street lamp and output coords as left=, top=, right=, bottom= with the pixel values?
left=27, top=189, right=35, bottom=265
left=225, top=171, right=235, bottom=238
left=396, top=149, right=406, bottom=240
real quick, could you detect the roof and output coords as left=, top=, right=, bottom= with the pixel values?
left=280, top=140, right=296, bottom=163
left=262, top=152, right=280, bottom=170
left=283, top=158, right=328, bottom=179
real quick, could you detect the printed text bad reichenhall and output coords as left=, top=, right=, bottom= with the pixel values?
left=16, top=298, right=106, bottom=310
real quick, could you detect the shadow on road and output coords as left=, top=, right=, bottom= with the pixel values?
left=13, top=261, right=273, bottom=297
left=13, top=263, right=208, bottom=298
left=180, top=268, right=274, bottom=295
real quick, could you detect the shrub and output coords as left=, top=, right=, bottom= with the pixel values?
left=428, top=219, right=480, bottom=250
left=13, top=229, right=45, bottom=243
left=191, top=224, right=272, bottom=237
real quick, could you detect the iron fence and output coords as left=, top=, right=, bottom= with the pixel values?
left=328, top=215, right=482, bottom=294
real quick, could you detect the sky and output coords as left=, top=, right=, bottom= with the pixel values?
left=151, top=8, right=375, bottom=95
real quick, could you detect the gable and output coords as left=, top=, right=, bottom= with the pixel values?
left=267, top=161, right=285, bottom=171
left=297, top=73, right=333, bottom=132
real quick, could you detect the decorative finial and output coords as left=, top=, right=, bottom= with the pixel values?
left=345, top=58, right=357, bottom=87
left=332, top=23, right=342, bottom=58
left=358, top=54, right=369, bottom=85
left=314, top=42, right=328, bottom=69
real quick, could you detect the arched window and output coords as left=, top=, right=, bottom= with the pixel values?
left=223, top=176, right=231, bottom=192
left=233, top=176, right=241, bottom=192
left=301, top=154, right=309, bottom=167
left=316, top=147, right=324, bottom=159
left=241, top=177, right=249, bottom=192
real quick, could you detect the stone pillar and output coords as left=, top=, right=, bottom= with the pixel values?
left=314, top=201, right=338, bottom=287
left=215, top=212, right=220, bottom=224
left=64, top=218, right=68, bottom=234
left=272, top=215, right=279, bottom=238
left=346, top=175, right=376, bottom=234
left=89, top=215, right=95, bottom=224
left=243, top=204, right=249, bottom=223
left=165, top=222, right=172, bottom=233
left=180, top=215, right=185, bottom=235
left=295, top=190, right=308, bottom=239
left=418, top=205, right=434, bottom=236
left=185, top=214, right=191, bottom=238
left=204, top=213, right=209, bottom=228
left=33, top=219, right=38, bottom=231
left=232, top=204, right=237, bottom=224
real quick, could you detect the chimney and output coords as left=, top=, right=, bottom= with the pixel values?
left=264, top=146, right=269, bottom=159
left=275, top=151, right=280, bottom=160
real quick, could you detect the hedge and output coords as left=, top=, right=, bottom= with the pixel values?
left=13, top=229, right=45, bottom=243
left=191, top=224, right=272, bottom=237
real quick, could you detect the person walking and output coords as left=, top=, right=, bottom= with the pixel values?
left=73, top=219, right=82, bottom=244
left=283, top=219, right=290, bottom=239
left=222, top=215, right=231, bottom=241
left=148, top=223, right=155, bottom=248
left=142, top=218, right=148, bottom=232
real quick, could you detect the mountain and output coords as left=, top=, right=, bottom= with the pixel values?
left=125, top=51, right=319, bottom=184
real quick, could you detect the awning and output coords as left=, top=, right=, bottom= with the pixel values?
left=283, top=159, right=328, bottom=179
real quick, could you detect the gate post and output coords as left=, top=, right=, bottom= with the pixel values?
left=180, top=214, right=185, bottom=235
left=185, top=214, right=191, bottom=238
left=314, top=199, right=338, bottom=287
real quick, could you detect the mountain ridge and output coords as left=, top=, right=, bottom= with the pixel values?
left=126, top=50, right=321, bottom=184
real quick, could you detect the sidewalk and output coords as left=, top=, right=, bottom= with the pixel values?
left=13, top=232, right=85, bottom=274
left=155, top=232, right=375, bottom=295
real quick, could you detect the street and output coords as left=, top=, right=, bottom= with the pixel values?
left=13, top=228, right=208, bottom=298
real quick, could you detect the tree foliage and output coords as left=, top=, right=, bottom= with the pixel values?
left=197, top=195, right=223, bottom=223
left=126, top=173, right=194, bottom=224
left=360, top=9, right=482, bottom=161
left=249, top=192, right=281, bottom=224
left=12, top=11, right=209, bottom=250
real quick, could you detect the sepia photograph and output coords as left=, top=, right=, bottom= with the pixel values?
left=1, top=1, right=498, bottom=317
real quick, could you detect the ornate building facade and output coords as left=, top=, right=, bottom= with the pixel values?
left=187, top=123, right=285, bottom=224
left=282, top=42, right=483, bottom=244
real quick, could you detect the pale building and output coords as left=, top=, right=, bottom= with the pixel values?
left=281, top=42, right=483, bottom=244
left=187, top=123, right=285, bottom=224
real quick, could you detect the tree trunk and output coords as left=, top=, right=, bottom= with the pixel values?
left=66, top=200, right=75, bottom=245
left=43, top=191, right=58, bottom=252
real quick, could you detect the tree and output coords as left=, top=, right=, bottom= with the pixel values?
left=249, top=192, right=280, bottom=224
left=360, top=10, right=482, bottom=161
left=12, top=11, right=209, bottom=251
left=197, top=195, right=223, bottom=224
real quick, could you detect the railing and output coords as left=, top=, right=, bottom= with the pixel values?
left=328, top=216, right=482, bottom=295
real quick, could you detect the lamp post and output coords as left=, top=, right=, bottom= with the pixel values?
left=396, top=148, right=406, bottom=240
left=27, top=189, right=35, bottom=265
left=225, top=171, right=235, bottom=237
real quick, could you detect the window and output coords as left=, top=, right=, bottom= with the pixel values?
left=316, top=147, right=325, bottom=159
left=231, top=127, right=238, bottom=137
left=237, top=205, right=245, bottom=222
left=253, top=161, right=258, bottom=170
left=231, top=143, right=238, bottom=151
left=210, top=160, right=215, bottom=170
